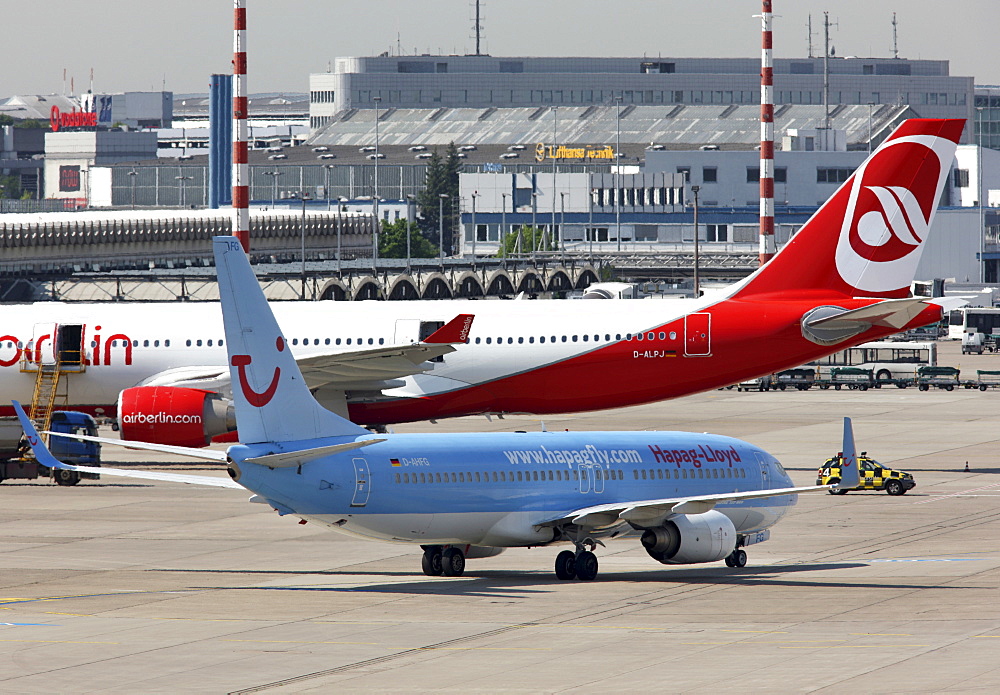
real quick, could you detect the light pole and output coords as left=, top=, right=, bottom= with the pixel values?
left=978, top=106, right=985, bottom=283
left=614, top=95, right=623, bottom=252
left=867, top=102, right=874, bottom=154
left=501, top=191, right=509, bottom=264
left=263, top=170, right=282, bottom=207
left=337, top=196, right=348, bottom=275
left=691, top=184, right=701, bottom=297
left=559, top=191, right=567, bottom=263
left=589, top=188, right=595, bottom=262
left=175, top=174, right=193, bottom=208
left=405, top=194, right=415, bottom=275
left=531, top=191, right=538, bottom=261
left=551, top=106, right=558, bottom=247
left=128, top=169, right=138, bottom=209
left=438, top=193, right=449, bottom=270
left=373, top=96, right=381, bottom=273
left=470, top=191, right=478, bottom=265
left=295, top=193, right=310, bottom=299
left=324, top=164, right=335, bottom=210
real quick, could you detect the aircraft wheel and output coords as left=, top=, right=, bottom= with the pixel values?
left=54, top=469, right=80, bottom=486
left=732, top=549, right=747, bottom=567
left=441, top=547, right=465, bottom=577
left=885, top=480, right=905, bottom=496
left=574, top=551, right=599, bottom=581
left=724, top=554, right=735, bottom=567
left=421, top=547, right=443, bottom=576
left=554, top=550, right=577, bottom=580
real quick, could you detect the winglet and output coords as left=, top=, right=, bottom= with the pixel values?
left=12, top=400, right=65, bottom=470
left=423, top=314, right=474, bottom=344
left=837, top=417, right=861, bottom=490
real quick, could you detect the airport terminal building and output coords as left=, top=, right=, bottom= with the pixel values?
left=309, top=55, right=974, bottom=138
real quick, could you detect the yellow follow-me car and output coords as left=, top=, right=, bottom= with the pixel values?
left=817, top=453, right=916, bottom=496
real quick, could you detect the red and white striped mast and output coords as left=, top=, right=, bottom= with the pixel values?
left=758, top=0, right=775, bottom=265
left=232, top=0, right=250, bottom=253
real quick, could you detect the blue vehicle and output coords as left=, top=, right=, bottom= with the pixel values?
left=0, top=411, right=100, bottom=485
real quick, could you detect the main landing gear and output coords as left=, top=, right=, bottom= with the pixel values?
left=554, top=539, right=600, bottom=581
left=421, top=545, right=466, bottom=577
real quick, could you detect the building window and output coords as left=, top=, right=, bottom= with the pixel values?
left=817, top=167, right=854, bottom=183
left=954, top=169, right=970, bottom=188
left=499, top=61, right=523, bottom=73
left=676, top=166, right=691, bottom=182
left=706, top=224, right=728, bottom=242
left=702, top=167, right=717, bottom=183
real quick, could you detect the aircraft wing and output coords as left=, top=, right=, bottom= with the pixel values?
left=139, top=314, right=475, bottom=395
left=537, top=484, right=832, bottom=529
left=13, top=402, right=242, bottom=489
left=295, top=313, right=474, bottom=391
left=805, top=297, right=965, bottom=331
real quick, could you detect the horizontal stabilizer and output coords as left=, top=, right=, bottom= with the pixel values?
left=806, top=297, right=953, bottom=331
left=245, top=438, right=386, bottom=468
left=45, top=431, right=228, bottom=462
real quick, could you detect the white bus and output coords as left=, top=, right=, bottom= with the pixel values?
left=949, top=307, right=1000, bottom=341
left=810, top=341, right=937, bottom=383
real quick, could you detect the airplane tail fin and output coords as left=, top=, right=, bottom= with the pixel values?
left=837, top=417, right=861, bottom=490
left=733, top=119, right=964, bottom=300
left=213, top=237, right=369, bottom=444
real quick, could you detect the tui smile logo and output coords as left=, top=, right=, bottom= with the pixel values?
left=231, top=336, right=283, bottom=407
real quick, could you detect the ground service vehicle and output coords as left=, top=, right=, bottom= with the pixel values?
left=817, top=454, right=915, bottom=496
left=0, top=411, right=101, bottom=485
left=811, top=341, right=936, bottom=384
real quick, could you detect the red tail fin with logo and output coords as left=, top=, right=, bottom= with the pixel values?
left=734, top=119, right=964, bottom=300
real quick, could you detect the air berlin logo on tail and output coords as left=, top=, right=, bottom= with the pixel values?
left=834, top=134, right=955, bottom=294
left=231, top=336, right=284, bottom=407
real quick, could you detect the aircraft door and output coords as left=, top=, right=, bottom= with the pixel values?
left=578, top=464, right=605, bottom=494
left=592, top=466, right=605, bottom=493
left=684, top=313, right=711, bottom=356
left=56, top=324, right=84, bottom=367
left=32, top=323, right=57, bottom=366
left=350, top=457, right=371, bottom=507
left=394, top=319, right=421, bottom=345
left=754, top=452, right=770, bottom=488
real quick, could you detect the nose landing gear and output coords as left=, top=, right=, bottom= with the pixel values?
left=724, top=548, right=747, bottom=567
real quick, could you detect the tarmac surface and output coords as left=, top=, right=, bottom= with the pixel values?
left=3, top=341, right=1000, bottom=693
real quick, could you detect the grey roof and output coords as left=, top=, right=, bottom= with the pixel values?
left=308, top=103, right=913, bottom=150
left=173, top=93, right=308, bottom=119
left=0, top=94, right=81, bottom=121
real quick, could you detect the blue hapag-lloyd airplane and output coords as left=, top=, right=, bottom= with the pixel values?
left=14, top=237, right=861, bottom=581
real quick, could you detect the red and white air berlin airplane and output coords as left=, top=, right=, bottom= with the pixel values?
left=0, top=119, right=964, bottom=448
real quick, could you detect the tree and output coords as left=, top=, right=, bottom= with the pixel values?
left=0, top=174, right=23, bottom=200
left=378, top=219, right=439, bottom=259
left=416, top=142, right=462, bottom=254
left=497, top=226, right=556, bottom=257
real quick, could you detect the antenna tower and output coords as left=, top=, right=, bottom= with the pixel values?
left=892, top=12, right=899, bottom=59
left=471, top=0, right=484, bottom=56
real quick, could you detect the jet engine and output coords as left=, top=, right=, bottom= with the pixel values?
left=118, top=386, right=235, bottom=448
left=640, top=510, right=737, bottom=565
